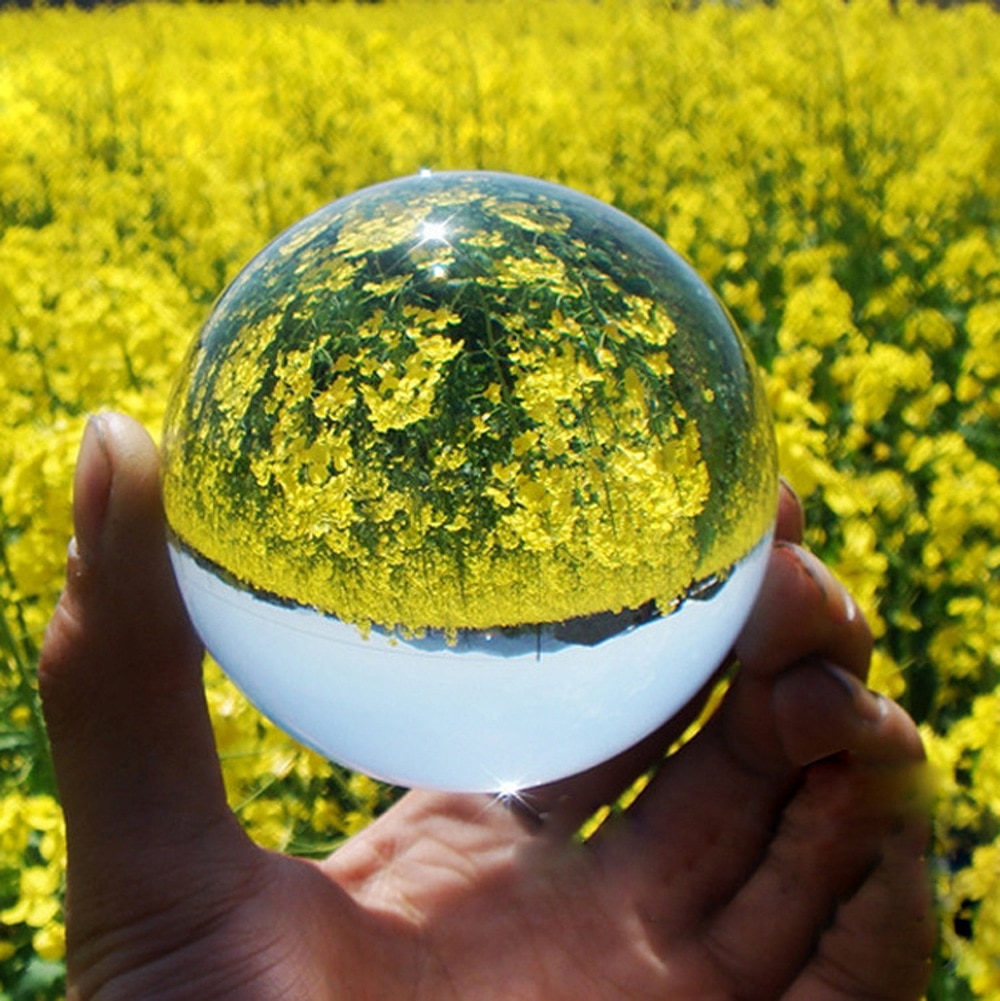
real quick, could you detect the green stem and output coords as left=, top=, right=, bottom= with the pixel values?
left=0, top=520, right=56, bottom=796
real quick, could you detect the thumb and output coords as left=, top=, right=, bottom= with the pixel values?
left=39, top=413, right=246, bottom=903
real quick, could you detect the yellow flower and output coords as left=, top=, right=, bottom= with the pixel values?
left=778, top=276, right=858, bottom=352
left=1, top=866, right=61, bottom=928
left=3, top=2, right=999, bottom=989
left=32, top=921, right=66, bottom=963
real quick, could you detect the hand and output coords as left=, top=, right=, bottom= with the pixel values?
left=40, top=413, right=933, bottom=1000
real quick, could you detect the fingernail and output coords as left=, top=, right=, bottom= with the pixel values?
left=781, top=543, right=858, bottom=623
left=778, top=475, right=800, bottom=507
left=787, top=543, right=832, bottom=600
left=73, top=414, right=113, bottom=563
left=776, top=477, right=806, bottom=543
left=822, top=662, right=886, bottom=724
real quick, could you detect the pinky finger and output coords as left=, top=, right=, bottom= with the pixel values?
left=781, top=812, right=936, bottom=1001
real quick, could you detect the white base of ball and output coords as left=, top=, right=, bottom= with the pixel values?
left=169, top=533, right=772, bottom=793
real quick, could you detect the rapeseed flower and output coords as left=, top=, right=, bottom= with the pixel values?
left=0, top=0, right=997, bottom=994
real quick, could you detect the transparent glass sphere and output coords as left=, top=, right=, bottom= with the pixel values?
left=163, top=171, right=777, bottom=792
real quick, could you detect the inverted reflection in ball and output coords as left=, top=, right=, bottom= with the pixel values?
left=162, top=171, right=777, bottom=792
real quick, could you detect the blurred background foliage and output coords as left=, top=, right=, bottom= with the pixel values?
left=0, top=0, right=997, bottom=996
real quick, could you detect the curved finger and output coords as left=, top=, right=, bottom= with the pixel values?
left=714, top=543, right=875, bottom=779
left=772, top=660, right=924, bottom=768
left=781, top=810, right=934, bottom=1001
left=736, top=541, right=873, bottom=685
left=703, top=694, right=930, bottom=1000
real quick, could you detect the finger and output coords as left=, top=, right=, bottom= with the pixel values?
left=591, top=543, right=873, bottom=928
left=782, top=809, right=934, bottom=1001
left=772, top=661, right=924, bottom=767
left=737, top=541, right=872, bottom=684
left=719, top=542, right=873, bottom=778
left=513, top=479, right=804, bottom=838
left=39, top=414, right=248, bottom=908
left=704, top=689, right=930, bottom=1000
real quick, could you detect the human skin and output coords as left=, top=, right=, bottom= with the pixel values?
left=39, top=412, right=934, bottom=1000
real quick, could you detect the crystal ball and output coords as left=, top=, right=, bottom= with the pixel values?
left=162, top=170, right=777, bottom=792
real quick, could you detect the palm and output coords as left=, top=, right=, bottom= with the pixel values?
left=43, top=414, right=932, bottom=1001
left=79, top=734, right=927, bottom=1001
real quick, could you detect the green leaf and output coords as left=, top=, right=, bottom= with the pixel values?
left=13, top=957, right=65, bottom=1001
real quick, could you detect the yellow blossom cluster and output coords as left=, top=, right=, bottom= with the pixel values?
left=163, top=173, right=774, bottom=632
left=0, top=0, right=997, bottom=995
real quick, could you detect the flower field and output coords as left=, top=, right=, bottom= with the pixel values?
left=0, top=0, right=997, bottom=995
